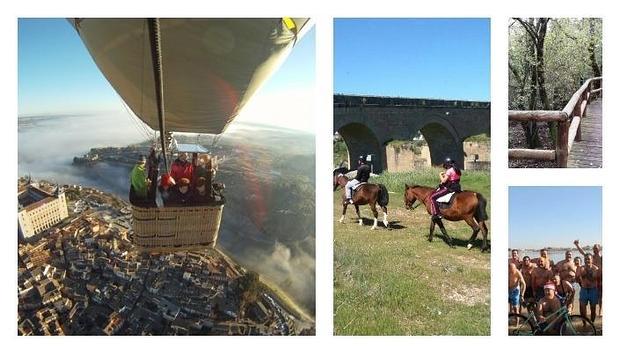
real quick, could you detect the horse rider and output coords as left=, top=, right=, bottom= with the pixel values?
left=429, top=157, right=462, bottom=219
left=345, top=155, right=371, bottom=204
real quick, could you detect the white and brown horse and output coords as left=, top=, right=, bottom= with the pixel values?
left=333, top=167, right=389, bottom=229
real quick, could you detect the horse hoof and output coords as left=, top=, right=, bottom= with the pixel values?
left=383, top=221, right=389, bottom=228
left=358, top=221, right=363, bottom=226
left=467, top=243, right=473, bottom=250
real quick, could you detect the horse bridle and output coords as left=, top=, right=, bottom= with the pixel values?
left=405, top=190, right=428, bottom=211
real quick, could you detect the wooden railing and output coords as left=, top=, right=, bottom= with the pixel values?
left=508, top=77, right=602, bottom=167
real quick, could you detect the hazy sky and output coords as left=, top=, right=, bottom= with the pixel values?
left=334, top=18, right=490, bottom=101
left=509, top=186, right=602, bottom=249
left=18, top=18, right=315, bottom=132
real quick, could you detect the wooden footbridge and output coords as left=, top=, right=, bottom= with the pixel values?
left=567, top=98, right=601, bottom=167
left=509, top=77, right=603, bottom=168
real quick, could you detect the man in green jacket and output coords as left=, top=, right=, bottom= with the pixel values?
left=129, top=155, right=150, bottom=207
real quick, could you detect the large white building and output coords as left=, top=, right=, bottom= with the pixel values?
left=18, top=184, right=69, bottom=239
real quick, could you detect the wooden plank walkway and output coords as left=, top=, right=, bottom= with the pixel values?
left=568, top=98, right=602, bottom=168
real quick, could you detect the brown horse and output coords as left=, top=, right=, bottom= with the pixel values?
left=333, top=167, right=389, bottom=229
left=404, top=184, right=489, bottom=251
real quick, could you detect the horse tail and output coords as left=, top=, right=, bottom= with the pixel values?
left=475, top=193, right=489, bottom=221
left=378, top=184, right=389, bottom=207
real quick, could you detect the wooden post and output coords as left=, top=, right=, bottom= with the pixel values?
left=556, top=119, right=569, bottom=167
left=575, top=94, right=582, bottom=142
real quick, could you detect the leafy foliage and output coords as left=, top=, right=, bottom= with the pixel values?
left=509, top=18, right=602, bottom=148
left=509, top=18, right=601, bottom=110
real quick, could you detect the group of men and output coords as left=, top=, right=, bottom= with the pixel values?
left=129, top=150, right=222, bottom=207
left=508, top=240, right=602, bottom=326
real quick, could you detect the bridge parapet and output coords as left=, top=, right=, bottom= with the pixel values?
left=334, top=94, right=490, bottom=109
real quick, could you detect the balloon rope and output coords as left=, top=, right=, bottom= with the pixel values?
left=147, top=18, right=169, bottom=172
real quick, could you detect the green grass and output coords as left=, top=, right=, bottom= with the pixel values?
left=334, top=169, right=490, bottom=335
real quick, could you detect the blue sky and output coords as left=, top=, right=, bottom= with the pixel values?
left=509, top=187, right=602, bottom=249
left=334, top=18, right=490, bottom=101
left=18, top=18, right=315, bottom=132
left=18, top=18, right=121, bottom=115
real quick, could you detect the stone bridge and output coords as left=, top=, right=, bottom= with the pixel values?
left=334, top=95, right=490, bottom=173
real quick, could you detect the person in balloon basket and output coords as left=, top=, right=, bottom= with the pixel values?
left=129, top=155, right=151, bottom=207
left=169, top=177, right=192, bottom=206
left=429, top=158, right=462, bottom=220
left=157, top=173, right=176, bottom=207
left=344, top=156, right=371, bottom=205
left=192, top=176, right=213, bottom=205
left=170, top=153, right=194, bottom=186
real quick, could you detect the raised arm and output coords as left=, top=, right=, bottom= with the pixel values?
left=574, top=240, right=587, bottom=256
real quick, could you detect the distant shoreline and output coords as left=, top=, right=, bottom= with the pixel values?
left=508, top=247, right=596, bottom=251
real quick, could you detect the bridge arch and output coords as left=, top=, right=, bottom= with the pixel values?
left=336, top=122, right=385, bottom=173
left=417, top=121, right=463, bottom=167
left=334, top=94, right=490, bottom=173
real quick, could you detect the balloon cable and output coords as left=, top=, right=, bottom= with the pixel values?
left=147, top=18, right=169, bottom=172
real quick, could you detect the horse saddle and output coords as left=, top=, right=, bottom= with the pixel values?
left=352, top=182, right=368, bottom=192
left=436, top=192, right=457, bottom=209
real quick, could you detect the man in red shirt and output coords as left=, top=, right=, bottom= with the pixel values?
left=170, top=153, right=194, bottom=185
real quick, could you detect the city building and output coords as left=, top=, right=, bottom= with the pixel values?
left=18, top=183, right=69, bottom=239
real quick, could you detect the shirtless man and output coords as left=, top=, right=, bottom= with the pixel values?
left=509, top=262, right=526, bottom=314
left=521, top=256, right=536, bottom=302
left=555, top=250, right=577, bottom=283
left=553, top=273, right=575, bottom=313
left=531, top=258, right=554, bottom=301
left=574, top=256, right=582, bottom=271
left=509, top=249, right=522, bottom=269
left=537, top=282, right=562, bottom=334
left=532, top=248, right=552, bottom=270
left=576, top=253, right=600, bottom=323
left=575, top=240, right=602, bottom=315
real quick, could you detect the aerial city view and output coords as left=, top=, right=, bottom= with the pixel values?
left=18, top=18, right=316, bottom=335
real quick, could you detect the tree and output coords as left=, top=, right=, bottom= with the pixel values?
left=511, top=18, right=550, bottom=148
left=509, top=18, right=602, bottom=149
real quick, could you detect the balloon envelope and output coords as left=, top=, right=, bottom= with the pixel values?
left=70, top=18, right=311, bottom=134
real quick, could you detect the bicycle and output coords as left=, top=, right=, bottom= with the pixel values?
left=508, top=299, right=597, bottom=335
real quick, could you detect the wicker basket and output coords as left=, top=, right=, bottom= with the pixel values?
left=131, top=204, right=224, bottom=253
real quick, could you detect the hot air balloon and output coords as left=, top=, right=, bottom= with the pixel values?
left=70, top=18, right=311, bottom=252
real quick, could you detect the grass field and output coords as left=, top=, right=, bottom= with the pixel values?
left=333, top=168, right=491, bottom=335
